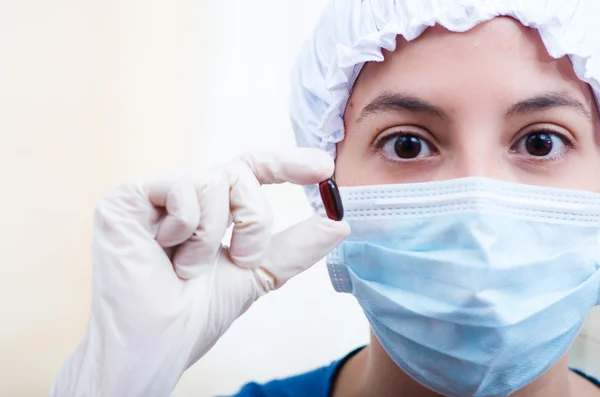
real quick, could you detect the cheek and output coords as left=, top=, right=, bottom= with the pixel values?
left=560, top=124, right=600, bottom=193
left=335, top=136, right=390, bottom=187
left=559, top=147, right=600, bottom=193
left=334, top=138, right=370, bottom=187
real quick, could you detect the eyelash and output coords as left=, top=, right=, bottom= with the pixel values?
left=510, top=128, right=575, bottom=160
left=372, top=131, right=433, bottom=150
left=372, top=129, right=437, bottom=161
left=372, top=128, right=576, bottom=163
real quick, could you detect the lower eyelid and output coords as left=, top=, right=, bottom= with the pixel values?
left=375, top=150, right=441, bottom=167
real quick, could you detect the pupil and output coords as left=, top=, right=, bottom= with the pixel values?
left=394, top=136, right=422, bottom=159
left=525, top=133, right=553, bottom=156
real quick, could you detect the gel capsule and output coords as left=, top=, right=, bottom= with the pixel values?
left=319, top=178, right=344, bottom=221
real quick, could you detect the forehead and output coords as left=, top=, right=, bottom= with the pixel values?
left=351, top=17, right=593, bottom=110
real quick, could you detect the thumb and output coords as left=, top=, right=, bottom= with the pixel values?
left=262, top=215, right=350, bottom=288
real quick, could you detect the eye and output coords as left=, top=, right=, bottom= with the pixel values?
left=378, top=134, right=435, bottom=160
left=512, top=131, right=569, bottom=159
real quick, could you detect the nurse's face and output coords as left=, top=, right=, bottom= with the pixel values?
left=335, top=17, right=600, bottom=191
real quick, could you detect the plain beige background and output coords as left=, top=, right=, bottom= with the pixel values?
left=0, top=1, right=598, bottom=396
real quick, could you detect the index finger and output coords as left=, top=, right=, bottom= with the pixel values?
left=239, top=147, right=334, bottom=186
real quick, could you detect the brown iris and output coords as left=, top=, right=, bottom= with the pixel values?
left=525, top=133, right=553, bottom=157
left=394, top=136, right=423, bottom=159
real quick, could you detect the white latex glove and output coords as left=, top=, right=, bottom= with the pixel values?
left=49, top=148, right=350, bottom=397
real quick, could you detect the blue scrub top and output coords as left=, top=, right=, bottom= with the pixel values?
left=226, top=348, right=600, bottom=397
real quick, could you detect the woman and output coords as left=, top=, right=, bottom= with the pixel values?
left=51, top=1, right=600, bottom=396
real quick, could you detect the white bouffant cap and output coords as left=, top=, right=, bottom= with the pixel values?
left=290, top=0, right=600, bottom=212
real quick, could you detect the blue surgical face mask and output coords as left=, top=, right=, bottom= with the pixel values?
left=327, top=177, right=600, bottom=397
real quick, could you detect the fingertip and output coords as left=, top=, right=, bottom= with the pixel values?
left=172, top=251, right=196, bottom=280
left=240, top=147, right=335, bottom=185
left=305, top=148, right=335, bottom=181
left=155, top=214, right=198, bottom=247
left=316, top=216, right=351, bottom=241
left=337, top=219, right=352, bottom=237
left=281, top=147, right=334, bottom=185
left=173, top=263, right=197, bottom=280
left=262, top=215, right=349, bottom=288
left=153, top=178, right=200, bottom=247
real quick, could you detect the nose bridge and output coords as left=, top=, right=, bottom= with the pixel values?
left=455, top=147, right=489, bottom=178
left=451, top=124, right=505, bottom=180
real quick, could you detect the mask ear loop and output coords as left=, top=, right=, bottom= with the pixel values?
left=319, top=177, right=344, bottom=221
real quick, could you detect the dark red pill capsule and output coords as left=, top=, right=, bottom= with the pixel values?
left=319, top=178, right=344, bottom=221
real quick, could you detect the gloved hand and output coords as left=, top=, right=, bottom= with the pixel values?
left=49, top=148, right=350, bottom=397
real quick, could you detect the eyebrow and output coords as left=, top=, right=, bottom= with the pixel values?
left=356, top=92, right=450, bottom=123
left=356, top=91, right=593, bottom=124
left=505, top=92, right=593, bottom=121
